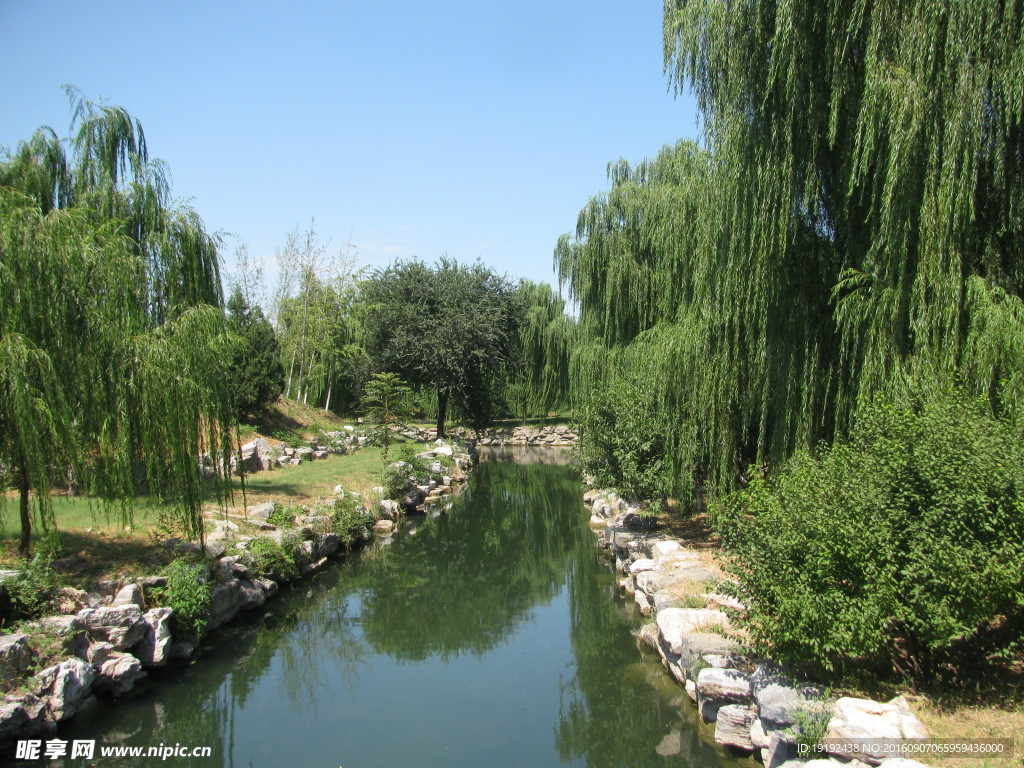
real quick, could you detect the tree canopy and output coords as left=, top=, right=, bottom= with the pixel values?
left=361, top=258, right=524, bottom=436
left=557, top=2, right=1024, bottom=499
left=0, top=89, right=235, bottom=554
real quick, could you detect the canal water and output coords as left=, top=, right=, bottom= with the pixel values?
left=54, top=449, right=745, bottom=768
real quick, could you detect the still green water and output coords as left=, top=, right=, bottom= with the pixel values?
left=56, top=449, right=744, bottom=768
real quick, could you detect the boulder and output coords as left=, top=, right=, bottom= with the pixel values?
left=206, top=581, right=241, bottom=632
left=373, top=520, right=395, bottom=534
left=651, top=540, right=681, bottom=559
left=696, top=667, right=753, bottom=704
left=315, top=533, right=340, bottom=557
left=823, top=697, right=928, bottom=764
left=764, top=730, right=801, bottom=768
left=252, top=577, right=278, bottom=597
left=236, top=580, right=266, bottom=611
left=133, top=607, right=173, bottom=666
left=628, top=558, right=657, bottom=573
left=0, top=634, right=33, bottom=684
left=656, top=608, right=730, bottom=655
left=77, top=605, right=146, bottom=650
left=752, top=664, right=820, bottom=728
left=715, top=704, right=756, bottom=751
left=676, top=632, right=742, bottom=671
left=95, top=652, right=146, bottom=696
left=34, top=657, right=96, bottom=721
left=401, top=487, right=426, bottom=511
left=111, top=583, right=143, bottom=608
left=167, top=642, right=195, bottom=660
left=249, top=502, right=276, bottom=520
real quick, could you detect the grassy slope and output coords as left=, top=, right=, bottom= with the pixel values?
left=0, top=398, right=387, bottom=577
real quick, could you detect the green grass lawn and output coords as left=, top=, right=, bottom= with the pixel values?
left=0, top=448, right=390, bottom=574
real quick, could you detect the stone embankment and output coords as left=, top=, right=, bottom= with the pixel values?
left=586, top=489, right=932, bottom=768
left=401, top=425, right=579, bottom=447
left=0, top=438, right=475, bottom=748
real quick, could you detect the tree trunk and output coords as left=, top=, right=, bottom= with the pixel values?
left=18, top=464, right=31, bottom=558
left=286, top=349, right=297, bottom=398
left=436, top=387, right=449, bottom=438
left=323, top=380, right=332, bottom=412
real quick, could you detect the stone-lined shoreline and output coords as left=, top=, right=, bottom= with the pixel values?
left=586, top=488, right=934, bottom=768
left=0, top=439, right=477, bottom=749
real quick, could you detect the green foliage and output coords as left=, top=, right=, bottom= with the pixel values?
left=792, top=695, right=833, bottom=754
left=159, top=559, right=211, bottom=643
left=267, top=508, right=296, bottom=528
left=557, top=2, right=1024, bottom=503
left=1, top=556, right=58, bottom=623
left=271, top=429, right=303, bottom=449
left=328, top=495, right=371, bottom=546
left=381, top=462, right=414, bottom=501
left=0, top=88, right=236, bottom=556
left=272, top=224, right=367, bottom=412
left=360, top=372, right=414, bottom=461
left=246, top=536, right=300, bottom=582
left=226, top=287, right=284, bottom=417
left=575, top=374, right=668, bottom=500
left=713, top=395, right=1024, bottom=685
left=361, top=257, right=525, bottom=436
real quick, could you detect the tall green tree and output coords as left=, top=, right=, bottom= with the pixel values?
left=361, top=258, right=524, bottom=437
left=226, top=287, right=285, bottom=418
left=0, top=90, right=235, bottom=555
left=558, top=3, right=1024, bottom=499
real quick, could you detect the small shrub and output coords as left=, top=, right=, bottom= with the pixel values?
left=714, top=394, right=1024, bottom=685
left=158, top=559, right=211, bottom=642
left=2, top=556, right=58, bottom=624
left=381, top=461, right=414, bottom=500
left=246, top=536, right=299, bottom=582
left=329, top=496, right=370, bottom=546
left=680, top=594, right=707, bottom=609
left=267, top=508, right=296, bottom=528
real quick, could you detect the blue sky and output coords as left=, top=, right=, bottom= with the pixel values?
left=1, top=1, right=700, bottom=294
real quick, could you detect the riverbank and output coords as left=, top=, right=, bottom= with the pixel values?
left=587, top=488, right=966, bottom=768
left=0, top=438, right=477, bottom=750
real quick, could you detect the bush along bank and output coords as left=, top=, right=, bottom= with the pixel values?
left=586, top=489, right=933, bottom=768
left=0, top=437, right=477, bottom=748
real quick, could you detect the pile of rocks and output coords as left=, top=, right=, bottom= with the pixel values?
left=586, top=489, right=932, bottom=768
left=197, top=427, right=369, bottom=479
left=400, top=425, right=579, bottom=447
left=0, top=500, right=375, bottom=746
left=378, top=441, right=476, bottom=526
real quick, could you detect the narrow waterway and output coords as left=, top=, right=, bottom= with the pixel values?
left=55, top=449, right=745, bottom=768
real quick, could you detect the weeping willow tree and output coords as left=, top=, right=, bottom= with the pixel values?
left=558, top=3, right=1024, bottom=499
left=506, top=280, right=575, bottom=420
left=0, top=89, right=235, bottom=555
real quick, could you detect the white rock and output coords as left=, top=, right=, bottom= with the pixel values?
left=628, top=558, right=656, bottom=573
left=824, top=697, right=928, bottom=764
left=77, top=605, right=146, bottom=650
left=750, top=717, right=769, bottom=749
left=34, top=658, right=96, bottom=721
left=656, top=608, right=730, bottom=655
left=96, top=652, right=146, bottom=696
left=651, top=540, right=681, bottom=558
left=696, top=667, right=753, bottom=703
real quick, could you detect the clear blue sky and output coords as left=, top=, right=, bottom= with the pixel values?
left=1, top=1, right=700, bottom=293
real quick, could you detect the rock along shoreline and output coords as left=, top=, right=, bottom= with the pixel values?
left=585, top=488, right=934, bottom=768
left=0, top=437, right=479, bottom=750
